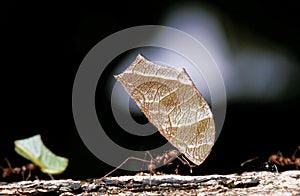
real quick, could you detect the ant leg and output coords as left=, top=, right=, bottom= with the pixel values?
left=178, top=155, right=197, bottom=173
left=140, top=152, right=147, bottom=171
left=174, top=164, right=179, bottom=174
left=140, top=151, right=153, bottom=171
left=292, top=146, right=300, bottom=160
left=26, top=168, right=31, bottom=181
left=21, top=166, right=25, bottom=181
left=146, top=151, right=154, bottom=160
left=98, top=156, right=151, bottom=182
left=4, top=158, right=12, bottom=169
left=2, top=158, right=13, bottom=178
left=291, top=146, right=300, bottom=169
left=162, top=150, right=196, bottom=173
left=146, top=152, right=156, bottom=186
left=48, top=174, right=54, bottom=180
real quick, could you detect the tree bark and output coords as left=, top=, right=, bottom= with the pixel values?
left=1, top=170, right=300, bottom=195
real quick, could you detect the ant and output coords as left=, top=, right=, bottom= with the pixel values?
left=240, top=146, right=300, bottom=173
left=98, top=150, right=196, bottom=182
left=142, top=150, right=196, bottom=175
left=268, top=146, right=300, bottom=170
left=0, top=158, right=37, bottom=181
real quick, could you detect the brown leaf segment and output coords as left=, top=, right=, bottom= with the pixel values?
left=114, top=54, right=215, bottom=165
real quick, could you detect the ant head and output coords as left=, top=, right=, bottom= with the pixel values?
left=168, top=150, right=179, bottom=157
left=26, top=163, right=36, bottom=170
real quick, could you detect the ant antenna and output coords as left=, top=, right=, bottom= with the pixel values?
left=98, top=156, right=151, bottom=182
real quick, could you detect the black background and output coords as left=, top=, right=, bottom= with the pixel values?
left=1, top=1, right=299, bottom=180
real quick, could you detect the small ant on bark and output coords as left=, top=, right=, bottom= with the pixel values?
left=0, top=158, right=37, bottom=180
left=268, top=146, right=300, bottom=169
left=240, top=146, right=300, bottom=173
left=98, top=150, right=196, bottom=182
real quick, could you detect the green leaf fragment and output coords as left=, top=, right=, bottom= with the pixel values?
left=14, top=134, right=68, bottom=175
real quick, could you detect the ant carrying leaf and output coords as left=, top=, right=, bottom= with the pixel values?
left=100, top=54, right=215, bottom=181
left=14, top=134, right=68, bottom=176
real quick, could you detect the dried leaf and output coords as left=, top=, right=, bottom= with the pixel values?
left=14, top=134, right=68, bottom=174
left=114, top=54, right=215, bottom=165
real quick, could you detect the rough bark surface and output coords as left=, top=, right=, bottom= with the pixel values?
left=1, top=171, right=299, bottom=195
